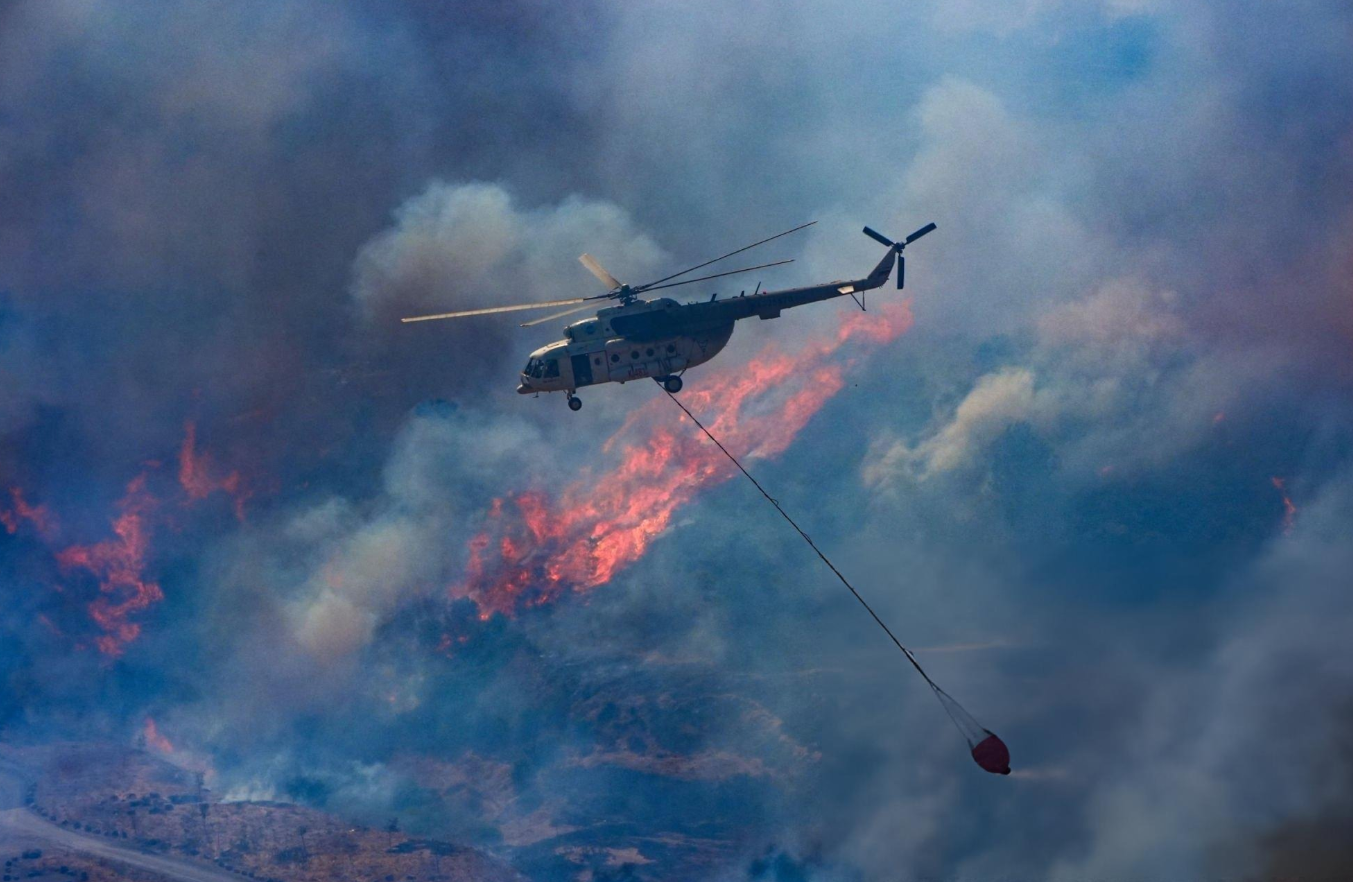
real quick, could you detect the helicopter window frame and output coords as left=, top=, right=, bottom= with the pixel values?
left=610, top=353, right=620, bottom=363
left=544, top=359, right=560, bottom=378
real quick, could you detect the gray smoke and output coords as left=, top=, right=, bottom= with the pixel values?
left=3, top=1, right=1353, bottom=880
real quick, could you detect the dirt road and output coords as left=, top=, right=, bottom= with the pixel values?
left=0, top=806, right=244, bottom=882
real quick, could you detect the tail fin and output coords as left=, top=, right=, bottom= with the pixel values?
left=865, top=250, right=897, bottom=287
left=861, top=223, right=936, bottom=290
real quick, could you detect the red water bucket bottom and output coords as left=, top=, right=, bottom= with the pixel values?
left=971, top=733, right=1011, bottom=775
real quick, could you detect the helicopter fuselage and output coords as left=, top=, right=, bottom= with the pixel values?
left=518, top=298, right=734, bottom=395
left=517, top=246, right=899, bottom=399
left=400, top=221, right=935, bottom=407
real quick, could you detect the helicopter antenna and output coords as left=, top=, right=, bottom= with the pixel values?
left=635, top=221, right=815, bottom=292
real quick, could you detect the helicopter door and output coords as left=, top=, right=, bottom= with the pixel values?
left=570, top=353, right=594, bottom=387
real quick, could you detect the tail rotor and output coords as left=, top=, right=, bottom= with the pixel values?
left=862, top=222, right=937, bottom=289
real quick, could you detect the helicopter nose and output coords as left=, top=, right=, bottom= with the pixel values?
left=517, top=381, right=531, bottom=394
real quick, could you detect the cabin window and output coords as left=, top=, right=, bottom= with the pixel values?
left=646, top=348, right=654, bottom=357
left=610, top=353, right=620, bottom=363
left=630, top=351, right=639, bottom=359
left=593, top=357, right=601, bottom=366
left=544, top=359, right=559, bottom=378
left=666, top=344, right=676, bottom=353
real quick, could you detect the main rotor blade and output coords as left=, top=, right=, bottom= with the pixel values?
left=637, top=221, right=815, bottom=291
left=642, top=259, right=793, bottom=292
left=904, top=222, right=937, bottom=245
left=519, top=303, right=593, bottom=327
left=862, top=226, right=894, bottom=247
left=578, top=253, right=622, bottom=290
left=401, top=296, right=590, bottom=323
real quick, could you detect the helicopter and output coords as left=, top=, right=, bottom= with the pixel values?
left=402, top=221, right=936, bottom=411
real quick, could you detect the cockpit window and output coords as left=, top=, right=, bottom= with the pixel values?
left=523, top=357, right=559, bottom=380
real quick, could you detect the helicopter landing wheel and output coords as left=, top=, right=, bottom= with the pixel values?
left=660, top=376, right=683, bottom=394
left=567, top=395, right=583, bottom=411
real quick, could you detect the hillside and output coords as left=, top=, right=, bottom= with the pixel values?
left=0, top=743, right=522, bottom=882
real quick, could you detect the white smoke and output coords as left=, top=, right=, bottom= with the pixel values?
left=350, top=180, right=667, bottom=320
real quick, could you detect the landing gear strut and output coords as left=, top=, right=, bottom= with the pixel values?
left=567, top=394, right=583, bottom=411
left=657, top=375, right=683, bottom=394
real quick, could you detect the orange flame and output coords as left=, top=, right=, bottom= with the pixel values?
left=18, top=418, right=259, bottom=657
left=0, top=487, right=57, bottom=538
left=56, top=474, right=164, bottom=657
left=178, top=420, right=249, bottom=520
left=454, top=301, right=913, bottom=619
left=142, top=716, right=174, bottom=753
left=1271, top=476, right=1297, bottom=533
